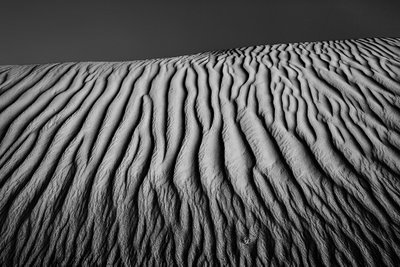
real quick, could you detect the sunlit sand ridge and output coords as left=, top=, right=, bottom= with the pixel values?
left=0, top=37, right=400, bottom=266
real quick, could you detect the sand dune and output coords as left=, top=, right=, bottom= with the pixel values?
left=1, top=37, right=400, bottom=266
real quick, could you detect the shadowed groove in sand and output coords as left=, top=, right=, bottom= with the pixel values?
left=0, top=37, right=400, bottom=266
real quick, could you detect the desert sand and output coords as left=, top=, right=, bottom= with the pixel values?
left=0, top=37, right=400, bottom=266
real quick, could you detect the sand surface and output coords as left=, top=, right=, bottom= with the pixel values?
left=1, top=37, right=400, bottom=266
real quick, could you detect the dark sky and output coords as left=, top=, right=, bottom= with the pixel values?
left=0, top=0, right=399, bottom=65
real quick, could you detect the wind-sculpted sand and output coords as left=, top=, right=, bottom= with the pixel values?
left=1, top=37, right=400, bottom=266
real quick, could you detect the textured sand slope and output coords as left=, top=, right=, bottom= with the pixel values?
left=1, top=37, right=400, bottom=266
